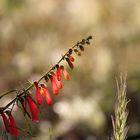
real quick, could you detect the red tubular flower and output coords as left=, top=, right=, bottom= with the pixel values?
left=66, top=58, right=74, bottom=69
left=6, top=111, right=18, bottom=137
left=56, top=65, right=61, bottom=81
left=34, top=81, right=42, bottom=105
left=50, top=75, right=59, bottom=95
left=1, top=112, right=10, bottom=133
left=41, top=84, right=53, bottom=105
left=60, top=66, right=70, bottom=80
left=26, top=94, right=39, bottom=123
left=53, top=73, right=63, bottom=89
left=69, top=55, right=75, bottom=62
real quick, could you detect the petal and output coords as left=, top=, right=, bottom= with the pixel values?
left=50, top=77, right=59, bottom=95
left=26, top=95, right=39, bottom=123
left=56, top=65, right=61, bottom=81
left=53, top=73, right=63, bottom=89
left=60, top=66, right=70, bottom=80
left=41, top=84, right=53, bottom=105
left=6, top=112, right=18, bottom=137
left=34, top=81, right=42, bottom=105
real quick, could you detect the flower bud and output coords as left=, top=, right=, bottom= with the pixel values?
left=66, top=57, right=74, bottom=69
left=60, top=66, right=70, bottom=80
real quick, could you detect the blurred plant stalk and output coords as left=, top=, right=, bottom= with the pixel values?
left=111, top=74, right=129, bottom=140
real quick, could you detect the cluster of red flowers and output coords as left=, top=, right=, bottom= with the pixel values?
left=0, top=36, right=92, bottom=138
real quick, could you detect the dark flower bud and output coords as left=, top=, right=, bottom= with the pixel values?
left=87, top=35, right=92, bottom=40
left=65, top=57, right=74, bottom=69
left=68, top=49, right=73, bottom=55
left=79, top=45, right=84, bottom=51
left=74, top=49, right=81, bottom=56
left=86, top=40, right=90, bottom=45
left=81, top=39, right=86, bottom=45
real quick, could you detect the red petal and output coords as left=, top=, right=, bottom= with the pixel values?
left=34, top=81, right=42, bottom=105
left=6, top=112, right=18, bottom=137
left=27, top=95, right=39, bottom=123
left=41, top=85, right=53, bottom=105
left=69, top=55, right=75, bottom=62
left=53, top=73, right=63, bottom=89
left=50, top=78, right=59, bottom=95
left=1, top=112, right=10, bottom=133
left=62, top=68, right=70, bottom=80
left=56, top=65, right=61, bottom=81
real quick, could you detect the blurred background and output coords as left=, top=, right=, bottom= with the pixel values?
left=0, top=0, right=140, bottom=140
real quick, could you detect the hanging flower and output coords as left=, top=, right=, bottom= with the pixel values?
left=26, top=94, right=39, bottom=123
left=65, top=58, right=74, bottom=69
left=52, top=73, right=63, bottom=89
left=69, top=55, right=75, bottom=62
left=49, top=75, right=59, bottom=95
left=56, top=65, right=61, bottom=81
left=34, top=81, right=42, bottom=105
left=6, top=111, right=18, bottom=137
left=41, top=84, right=53, bottom=105
left=1, top=111, right=10, bottom=133
left=60, top=65, right=70, bottom=80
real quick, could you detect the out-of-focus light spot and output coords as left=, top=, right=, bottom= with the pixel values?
left=39, top=121, right=52, bottom=133
left=92, top=47, right=113, bottom=83
left=66, top=0, right=99, bottom=28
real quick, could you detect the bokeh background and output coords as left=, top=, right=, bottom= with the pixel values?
left=0, top=0, right=140, bottom=140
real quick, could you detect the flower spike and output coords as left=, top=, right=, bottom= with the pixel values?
left=0, top=36, right=92, bottom=137
left=34, top=81, right=42, bottom=105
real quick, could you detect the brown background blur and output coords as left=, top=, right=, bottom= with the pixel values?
left=0, top=0, right=140, bottom=140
